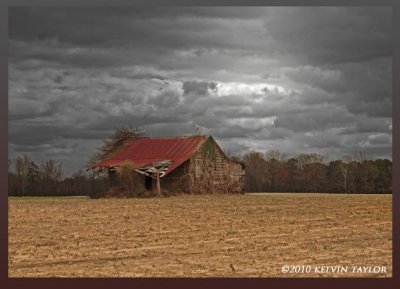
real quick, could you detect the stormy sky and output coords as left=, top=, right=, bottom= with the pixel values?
left=8, top=7, right=392, bottom=176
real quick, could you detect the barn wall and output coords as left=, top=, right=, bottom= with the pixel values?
left=190, top=137, right=245, bottom=193
left=158, top=161, right=190, bottom=194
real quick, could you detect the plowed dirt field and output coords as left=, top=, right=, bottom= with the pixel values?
left=8, top=193, right=392, bottom=277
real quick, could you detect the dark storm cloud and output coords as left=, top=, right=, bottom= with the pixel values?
left=266, top=7, right=391, bottom=65
left=274, top=104, right=354, bottom=132
left=9, top=121, right=116, bottom=146
left=9, top=7, right=271, bottom=49
left=8, top=7, right=392, bottom=175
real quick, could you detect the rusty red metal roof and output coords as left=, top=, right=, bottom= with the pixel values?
left=94, top=135, right=208, bottom=177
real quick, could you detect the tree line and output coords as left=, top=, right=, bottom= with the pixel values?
left=8, top=149, right=392, bottom=196
left=8, top=126, right=142, bottom=197
left=8, top=155, right=106, bottom=197
left=8, top=126, right=392, bottom=196
left=238, top=150, right=392, bottom=194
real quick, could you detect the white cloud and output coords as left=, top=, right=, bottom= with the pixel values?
left=226, top=116, right=277, bottom=130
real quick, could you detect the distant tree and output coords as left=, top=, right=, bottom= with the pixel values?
left=293, top=153, right=327, bottom=192
left=40, top=159, right=63, bottom=195
left=14, top=155, right=32, bottom=196
left=355, top=150, right=368, bottom=163
left=265, top=150, right=286, bottom=162
left=60, top=169, right=92, bottom=196
left=265, top=150, right=286, bottom=192
left=11, top=155, right=42, bottom=196
left=285, top=158, right=302, bottom=192
left=26, top=161, right=40, bottom=195
left=302, top=162, right=327, bottom=193
left=364, top=160, right=379, bottom=194
left=340, top=155, right=353, bottom=193
left=348, top=160, right=379, bottom=194
left=242, top=151, right=267, bottom=192
left=327, top=160, right=344, bottom=193
left=374, top=159, right=392, bottom=194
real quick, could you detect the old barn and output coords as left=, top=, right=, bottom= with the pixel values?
left=93, top=135, right=245, bottom=195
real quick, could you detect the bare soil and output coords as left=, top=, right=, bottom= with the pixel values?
left=8, top=193, right=392, bottom=277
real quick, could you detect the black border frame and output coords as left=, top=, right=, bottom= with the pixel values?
left=1, top=1, right=398, bottom=288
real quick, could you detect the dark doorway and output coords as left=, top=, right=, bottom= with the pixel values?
left=145, top=176, right=153, bottom=190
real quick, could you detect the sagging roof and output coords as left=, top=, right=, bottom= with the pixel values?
left=94, top=135, right=209, bottom=177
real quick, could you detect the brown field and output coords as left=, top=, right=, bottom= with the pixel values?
left=8, top=193, right=392, bottom=277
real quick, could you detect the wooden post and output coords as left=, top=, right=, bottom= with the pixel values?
left=156, top=171, right=161, bottom=196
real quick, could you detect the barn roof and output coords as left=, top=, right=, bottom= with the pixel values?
left=94, top=135, right=209, bottom=177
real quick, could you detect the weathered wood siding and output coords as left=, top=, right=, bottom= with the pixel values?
left=158, top=161, right=190, bottom=194
left=190, top=137, right=245, bottom=192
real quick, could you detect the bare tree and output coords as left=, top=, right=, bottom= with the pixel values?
left=88, top=126, right=143, bottom=168
left=265, top=150, right=286, bottom=192
left=14, top=155, right=31, bottom=196
left=242, top=151, right=267, bottom=192
left=309, top=153, right=328, bottom=165
left=296, top=153, right=327, bottom=170
left=265, top=149, right=286, bottom=162
left=355, top=150, right=368, bottom=163
left=40, top=159, right=63, bottom=194
left=340, top=155, right=353, bottom=193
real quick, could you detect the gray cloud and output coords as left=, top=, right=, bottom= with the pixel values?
left=265, top=7, right=391, bottom=65
left=8, top=7, right=392, bottom=175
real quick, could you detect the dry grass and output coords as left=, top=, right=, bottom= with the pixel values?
left=8, top=193, right=392, bottom=277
